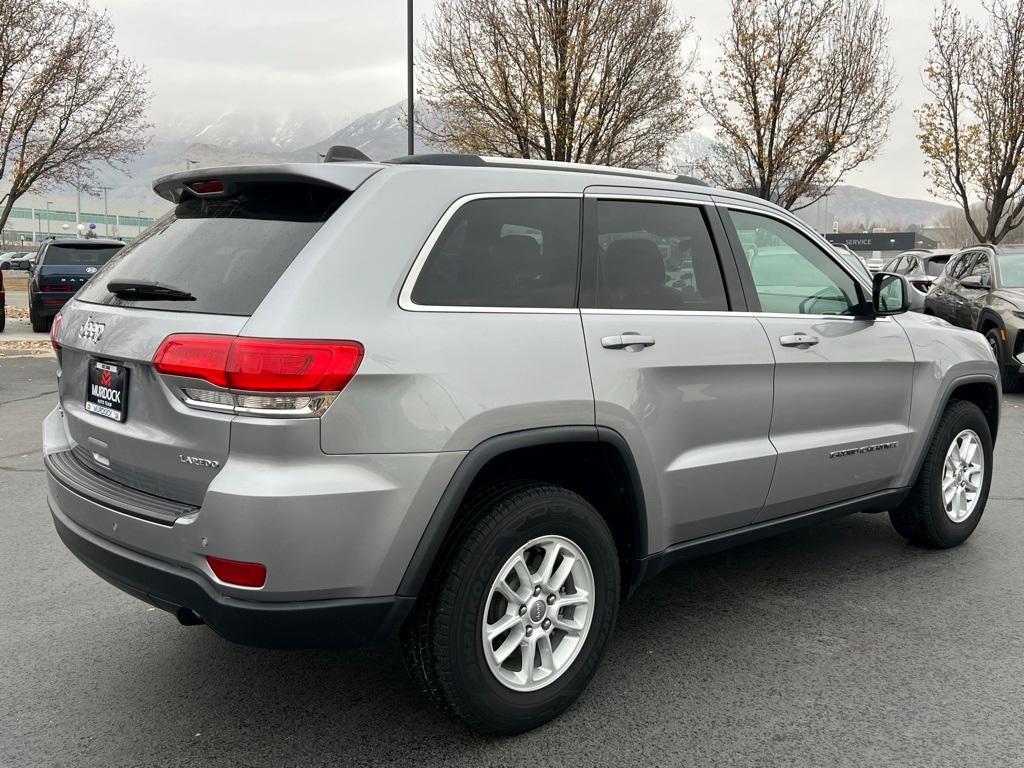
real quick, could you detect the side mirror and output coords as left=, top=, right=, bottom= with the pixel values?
left=872, top=271, right=910, bottom=315
left=960, top=275, right=989, bottom=289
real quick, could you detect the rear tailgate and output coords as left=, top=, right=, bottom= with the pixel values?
left=54, top=165, right=377, bottom=508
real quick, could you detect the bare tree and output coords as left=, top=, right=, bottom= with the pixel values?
left=917, top=0, right=1024, bottom=244
left=697, top=0, right=897, bottom=210
left=418, top=0, right=694, bottom=168
left=0, top=0, right=149, bottom=234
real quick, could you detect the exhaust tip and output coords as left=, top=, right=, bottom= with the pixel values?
left=175, top=607, right=205, bottom=626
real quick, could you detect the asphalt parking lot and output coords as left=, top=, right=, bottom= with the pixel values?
left=2, top=355, right=1024, bottom=768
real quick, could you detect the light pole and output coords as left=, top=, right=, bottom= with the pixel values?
left=97, top=186, right=112, bottom=237
left=46, top=201, right=52, bottom=236
left=138, top=209, right=145, bottom=237
left=407, top=0, right=414, bottom=155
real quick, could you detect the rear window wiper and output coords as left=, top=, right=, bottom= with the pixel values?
left=107, top=279, right=196, bottom=301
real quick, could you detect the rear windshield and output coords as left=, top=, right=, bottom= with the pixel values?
left=924, top=255, right=950, bottom=276
left=42, top=244, right=122, bottom=266
left=76, top=181, right=346, bottom=315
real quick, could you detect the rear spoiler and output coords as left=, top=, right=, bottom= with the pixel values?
left=152, top=163, right=382, bottom=204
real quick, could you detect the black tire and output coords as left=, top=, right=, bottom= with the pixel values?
left=889, top=400, right=993, bottom=548
left=29, top=302, right=48, bottom=333
left=401, top=482, right=620, bottom=735
left=985, top=328, right=1019, bottom=393
left=0, top=306, right=5, bottom=333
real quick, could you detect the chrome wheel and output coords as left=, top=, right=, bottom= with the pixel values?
left=481, top=535, right=595, bottom=692
left=942, top=429, right=984, bottom=523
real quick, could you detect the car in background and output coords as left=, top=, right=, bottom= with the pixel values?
left=860, top=252, right=886, bottom=273
left=925, top=244, right=1024, bottom=391
left=884, top=249, right=955, bottom=312
left=1, top=251, right=33, bottom=270
left=28, top=238, right=124, bottom=332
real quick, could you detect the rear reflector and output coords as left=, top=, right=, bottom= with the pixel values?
left=206, top=555, right=266, bottom=588
left=153, top=335, right=363, bottom=393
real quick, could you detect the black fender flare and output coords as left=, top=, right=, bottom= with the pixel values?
left=396, top=426, right=648, bottom=598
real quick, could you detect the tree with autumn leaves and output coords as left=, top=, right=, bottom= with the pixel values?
left=918, top=0, right=1024, bottom=244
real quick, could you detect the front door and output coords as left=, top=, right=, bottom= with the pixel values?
left=580, top=194, right=777, bottom=550
left=722, top=206, right=916, bottom=522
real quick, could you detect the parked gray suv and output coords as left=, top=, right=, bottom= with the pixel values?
left=44, top=155, right=1000, bottom=734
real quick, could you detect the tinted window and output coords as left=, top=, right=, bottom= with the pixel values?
left=592, top=200, right=727, bottom=311
left=41, top=244, right=122, bottom=266
left=924, top=255, right=950, bottom=276
left=411, top=198, right=580, bottom=308
left=76, top=182, right=346, bottom=315
left=730, top=210, right=861, bottom=315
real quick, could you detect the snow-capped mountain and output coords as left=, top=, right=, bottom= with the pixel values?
left=155, top=109, right=345, bottom=154
left=291, top=101, right=441, bottom=162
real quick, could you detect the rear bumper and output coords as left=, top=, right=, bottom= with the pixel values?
left=51, top=502, right=414, bottom=648
left=31, top=292, right=70, bottom=316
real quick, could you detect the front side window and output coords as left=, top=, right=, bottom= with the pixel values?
left=411, top=198, right=580, bottom=308
left=592, top=200, right=727, bottom=311
left=729, top=210, right=862, bottom=315
left=969, top=255, right=992, bottom=282
left=996, top=251, right=1024, bottom=287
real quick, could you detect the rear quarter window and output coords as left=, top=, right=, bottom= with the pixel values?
left=75, top=181, right=346, bottom=315
left=410, top=197, right=581, bottom=308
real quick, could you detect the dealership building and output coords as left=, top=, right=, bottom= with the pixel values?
left=825, top=231, right=941, bottom=259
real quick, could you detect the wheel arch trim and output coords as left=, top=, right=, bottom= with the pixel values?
left=396, top=426, right=648, bottom=598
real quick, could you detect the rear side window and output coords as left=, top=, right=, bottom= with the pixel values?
left=411, top=198, right=580, bottom=308
left=592, top=200, right=728, bottom=311
left=76, top=181, right=346, bottom=315
left=41, top=244, right=122, bottom=266
left=925, top=256, right=949, bottom=276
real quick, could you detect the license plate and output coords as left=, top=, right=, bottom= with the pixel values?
left=85, top=360, right=129, bottom=422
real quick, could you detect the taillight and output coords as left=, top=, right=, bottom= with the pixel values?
left=50, top=313, right=63, bottom=351
left=206, top=555, right=266, bottom=588
left=40, top=284, right=76, bottom=292
left=152, top=335, right=364, bottom=416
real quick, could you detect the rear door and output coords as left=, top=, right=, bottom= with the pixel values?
left=934, top=252, right=976, bottom=324
left=580, top=190, right=776, bottom=548
left=55, top=176, right=354, bottom=506
left=720, top=205, right=915, bottom=521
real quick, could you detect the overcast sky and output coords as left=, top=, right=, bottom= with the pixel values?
left=95, top=0, right=989, bottom=203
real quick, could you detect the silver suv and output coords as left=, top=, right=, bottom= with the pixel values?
left=44, top=154, right=1000, bottom=734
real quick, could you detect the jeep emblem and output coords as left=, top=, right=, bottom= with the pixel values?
left=78, top=317, right=105, bottom=343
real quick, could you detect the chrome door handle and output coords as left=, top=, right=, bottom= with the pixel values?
left=779, top=333, right=819, bottom=348
left=601, top=333, right=656, bottom=350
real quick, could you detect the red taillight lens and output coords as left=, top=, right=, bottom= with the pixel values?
left=50, top=313, right=63, bottom=351
left=41, top=284, right=76, bottom=292
left=152, top=335, right=364, bottom=392
left=152, top=334, right=232, bottom=387
left=206, top=555, right=266, bottom=588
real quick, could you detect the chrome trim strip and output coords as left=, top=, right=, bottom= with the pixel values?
left=579, top=308, right=889, bottom=321
left=398, top=192, right=583, bottom=313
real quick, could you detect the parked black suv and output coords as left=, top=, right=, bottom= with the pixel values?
left=28, top=238, right=124, bottom=332
left=924, top=244, right=1024, bottom=391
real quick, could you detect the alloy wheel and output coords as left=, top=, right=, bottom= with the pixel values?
left=481, top=535, right=595, bottom=692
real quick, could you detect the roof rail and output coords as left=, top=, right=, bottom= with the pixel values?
left=386, top=153, right=708, bottom=186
